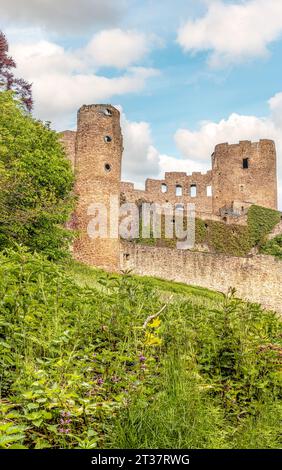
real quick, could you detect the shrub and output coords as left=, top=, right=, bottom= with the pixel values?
left=0, top=92, right=74, bottom=259
left=260, top=235, right=282, bottom=259
left=247, top=205, right=281, bottom=247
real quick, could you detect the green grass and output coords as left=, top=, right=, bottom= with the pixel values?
left=1, top=248, right=281, bottom=449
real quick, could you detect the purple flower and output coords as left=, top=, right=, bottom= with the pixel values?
left=64, top=429, right=70, bottom=434
left=97, top=377, right=104, bottom=385
left=58, top=428, right=65, bottom=433
left=60, top=418, right=71, bottom=424
left=139, top=354, right=146, bottom=363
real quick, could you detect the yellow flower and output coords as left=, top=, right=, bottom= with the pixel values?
left=148, top=317, right=161, bottom=328
left=145, top=332, right=162, bottom=346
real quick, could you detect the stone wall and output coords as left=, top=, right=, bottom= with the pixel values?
left=121, top=170, right=213, bottom=217
left=60, top=130, right=76, bottom=170
left=121, top=242, right=282, bottom=314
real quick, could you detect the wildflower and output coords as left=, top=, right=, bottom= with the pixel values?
left=58, top=428, right=65, bottom=433
left=97, top=377, right=104, bottom=385
left=60, top=418, right=71, bottom=424
left=139, top=354, right=146, bottom=363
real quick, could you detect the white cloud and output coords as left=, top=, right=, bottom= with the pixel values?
left=158, top=155, right=209, bottom=174
left=86, top=29, right=149, bottom=68
left=0, top=0, right=126, bottom=33
left=174, top=114, right=276, bottom=161
left=120, top=110, right=160, bottom=184
left=9, top=36, right=158, bottom=128
left=174, top=96, right=282, bottom=208
left=120, top=114, right=212, bottom=190
left=177, top=0, right=282, bottom=67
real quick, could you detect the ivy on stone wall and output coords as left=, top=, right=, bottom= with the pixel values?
left=260, top=235, right=282, bottom=259
left=247, top=205, right=281, bottom=247
left=133, top=205, right=281, bottom=258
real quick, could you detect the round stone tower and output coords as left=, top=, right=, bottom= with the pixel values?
left=73, top=104, right=123, bottom=271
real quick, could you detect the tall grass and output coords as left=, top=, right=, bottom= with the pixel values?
left=0, top=248, right=281, bottom=449
left=108, top=353, right=227, bottom=449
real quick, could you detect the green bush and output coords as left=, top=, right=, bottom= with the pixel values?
left=0, top=91, right=74, bottom=259
left=247, top=205, right=281, bottom=247
left=260, top=235, right=282, bottom=259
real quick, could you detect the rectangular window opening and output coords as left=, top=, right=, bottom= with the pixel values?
left=206, top=185, right=212, bottom=197
left=242, top=158, right=249, bottom=169
left=190, top=184, right=197, bottom=198
left=176, top=185, right=182, bottom=197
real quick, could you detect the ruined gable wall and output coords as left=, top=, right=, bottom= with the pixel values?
left=121, top=170, right=213, bottom=215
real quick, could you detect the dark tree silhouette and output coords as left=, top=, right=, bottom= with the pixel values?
left=0, top=31, right=33, bottom=112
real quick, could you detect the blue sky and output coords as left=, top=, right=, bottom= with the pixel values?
left=1, top=0, right=282, bottom=206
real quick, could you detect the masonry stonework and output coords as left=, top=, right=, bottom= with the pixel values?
left=212, top=140, right=277, bottom=215
left=72, top=104, right=123, bottom=271
left=61, top=104, right=281, bottom=312
left=60, top=130, right=76, bottom=171
left=121, top=242, right=282, bottom=314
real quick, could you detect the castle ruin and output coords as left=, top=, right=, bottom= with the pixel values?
left=60, top=104, right=282, bottom=313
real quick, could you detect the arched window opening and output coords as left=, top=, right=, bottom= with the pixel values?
left=242, top=158, right=249, bottom=169
left=103, top=108, right=112, bottom=116
left=190, top=184, right=197, bottom=197
left=175, top=184, right=182, bottom=197
left=175, top=203, right=184, bottom=212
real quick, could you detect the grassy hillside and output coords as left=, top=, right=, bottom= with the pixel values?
left=1, top=248, right=281, bottom=449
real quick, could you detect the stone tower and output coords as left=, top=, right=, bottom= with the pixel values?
left=211, top=140, right=278, bottom=214
left=74, top=104, right=123, bottom=271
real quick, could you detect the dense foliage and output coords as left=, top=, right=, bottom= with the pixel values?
left=0, top=92, right=74, bottom=259
left=0, top=32, right=32, bottom=112
left=135, top=205, right=281, bottom=258
left=260, top=235, right=282, bottom=259
left=247, top=205, right=281, bottom=247
left=0, top=249, right=281, bottom=449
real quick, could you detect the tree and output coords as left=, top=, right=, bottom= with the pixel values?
left=0, top=92, right=74, bottom=259
left=0, top=31, right=33, bottom=112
